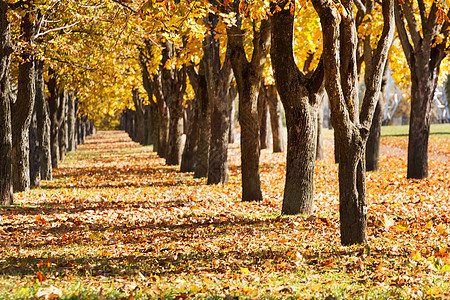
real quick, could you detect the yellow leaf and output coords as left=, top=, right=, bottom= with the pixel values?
left=410, top=251, right=422, bottom=261
left=311, top=284, right=321, bottom=292
left=240, top=267, right=251, bottom=274
left=393, top=224, right=407, bottom=232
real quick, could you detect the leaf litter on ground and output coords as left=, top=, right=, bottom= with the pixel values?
left=0, top=129, right=448, bottom=299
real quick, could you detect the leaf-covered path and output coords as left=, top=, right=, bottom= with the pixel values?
left=0, top=130, right=449, bottom=299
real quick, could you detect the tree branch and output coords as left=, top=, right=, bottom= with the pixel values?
left=394, top=1, right=414, bottom=68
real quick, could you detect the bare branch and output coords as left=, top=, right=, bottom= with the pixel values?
left=34, top=21, right=80, bottom=39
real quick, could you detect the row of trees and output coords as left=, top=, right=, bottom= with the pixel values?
left=1, top=0, right=449, bottom=246
left=0, top=1, right=96, bottom=205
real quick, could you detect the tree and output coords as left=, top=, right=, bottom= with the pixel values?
left=394, top=0, right=450, bottom=179
left=204, top=11, right=234, bottom=185
left=228, top=2, right=271, bottom=201
left=270, top=1, right=324, bottom=214
left=187, top=62, right=211, bottom=178
left=11, top=7, right=36, bottom=192
left=161, top=42, right=187, bottom=166
left=0, top=0, right=13, bottom=205
left=311, top=0, right=395, bottom=245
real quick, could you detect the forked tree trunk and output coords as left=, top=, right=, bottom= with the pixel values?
left=11, top=11, right=35, bottom=192
left=312, top=0, right=394, bottom=245
left=406, top=68, right=437, bottom=179
left=393, top=0, right=446, bottom=180
left=228, top=14, right=270, bottom=201
left=266, top=85, right=285, bottom=152
left=271, top=2, right=324, bottom=214
left=0, top=2, right=13, bottom=204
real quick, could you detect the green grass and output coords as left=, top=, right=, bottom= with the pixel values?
left=381, top=123, right=450, bottom=137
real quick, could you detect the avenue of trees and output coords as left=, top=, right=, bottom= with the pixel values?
left=1, top=0, right=449, bottom=246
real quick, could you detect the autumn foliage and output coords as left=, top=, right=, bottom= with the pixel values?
left=0, top=130, right=448, bottom=298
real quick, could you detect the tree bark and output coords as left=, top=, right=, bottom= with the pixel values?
left=312, top=0, right=394, bottom=245
left=228, top=85, right=237, bottom=144
left=204, top=12, right=234, bottom=185
left=394, top=0, right=447, bottom=179
left=67, top=93, right=77, bottom=152
left=180, top=99, right=199, bottom=172
left=0, top=1, right=13, bottom=204
left=366, top=94, right=384, bottom=171
left=258, top=86, right=272, bottom=150
left=366, top=45, right=389, bottom=172
left=187, top=63, right=211, bottom=178
left=47, top=69, right=61, bottom=169
left=132, top=89, right=146, bottom=144
left=266, top=85, right=285, bottom=152
left=271, top=1, right=324, bottom=213
left=58, top=90, right=68, bottom=162
left=153, top=73, right=169, bottom=158
left=35, top=60, right=52, bottom=180
left=12, top=11, right=35, bottom=192
left=29, top=100, right=40, bottom=188
left=228, top=14, right=271, bottom=201
left=316, top=97, right=324, bottom=161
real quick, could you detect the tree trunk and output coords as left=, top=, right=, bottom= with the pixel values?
left=47, top=70, right=60, bottom=169
left=132, top=89, right=146, bottom=144
left=191, top=65, right=211, bottom=178
left=316, top=97, right=324, bottom=161
left=228, top=85, right=237, bottom=144
left=11, top=12, right=35, bottom=192
left=67, top=93, right=76, bottom=152
left=208, top=88, right=232, bottom=185
left=35, top=60, right=52, bottom=180
left=282, top=104, right=318, bottom=214
left=203, top=14, right=234, bottom=185
left=270, top=1, right=324, bottom=213
left=393, top=0, right=446, bottom=180
left=166, top=103, right=184, bottom=165
left=29, top=101, right=40, bottom=188
left=258, top=87, right=271, bottom=150
left=312, top=0, right=394, bottom=245
left=58, top=91, right=68, bottom=162
left=228, top=15, right=270, bottom=201
left=162, top=43, right=186, bottom=166
left=0, top=2, right=13, bottom=204
left=407, top=66, right=438, bottom=179
left=266, top=85, right=285, bottom=152
left=338, top=142, right=367, bottom=245
left=152, top=73, right=169, bottom=158
left=180, top=99, right=199, bottom=172
left=366, top=95, right=383, bottom=171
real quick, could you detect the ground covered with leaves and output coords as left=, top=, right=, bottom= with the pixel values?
left=0, top=127, right=449, bottom=299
